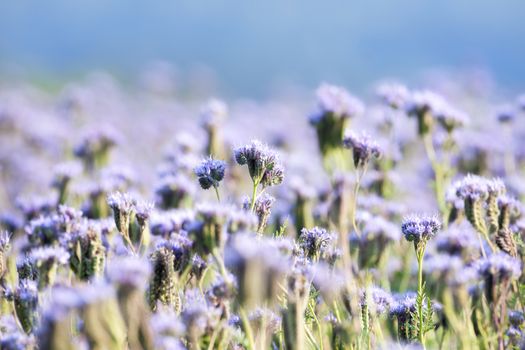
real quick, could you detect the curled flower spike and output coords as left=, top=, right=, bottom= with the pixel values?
left=343, top=131, right=382, bottom=168
left=234, top=140, right=284, bottom=187
left=401, top=214, right=441, bottom=244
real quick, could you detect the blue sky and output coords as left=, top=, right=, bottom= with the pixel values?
left=0, top=1, right=523, bottom=96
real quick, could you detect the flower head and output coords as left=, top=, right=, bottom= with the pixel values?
left=29, top=246, right=70, bottom=265
left=376, top=82, right=410, bottom=109
left=194, top=157, right=226, bottom=190
left=361, top=286, right=394, bottom=316
left=476, top=253, right=521, bottom=281
left=299, top=227, right=336, bottom=261
left=107, top=256, right=152, bottom=290
left=200, top=98, right=228, bottom=130
left=134, top=200, right=155, bottom=223
left=234, top=140, right=284, bottom=187
left=342, top=131, right=382, bottom=168
left=310, top=83, right=364, bottom=123
left=401, top=214, right=441, bottom=243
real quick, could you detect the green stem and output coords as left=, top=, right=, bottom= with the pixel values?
left=213, top=186, right=221, bottom=202
left=416, top=245, right=426, bottom=349
left=249, top=178, right=260, bottom=212
left=350, top=165, right=367, bottom=237
left=240, top=308, right=256, bottom=350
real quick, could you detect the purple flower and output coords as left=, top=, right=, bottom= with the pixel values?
left=107, top=191, right=135, bottom=213
left=434, top=105, right=469, bottom=132
left=342, top=131, right=382, bottom=167
left=107, top=256, right=152, bottom=289
left=476, top=253, right=521, bottom=281
left=405, top=90, right=448, bottom=117
left=134, top=200, right=155, bottom=223
left=434, top=222, right=479, bottom=257
left=299, top=227, right=336, bottom=261
left=454, top=175, right=489, bottom=201
left=401, top=214, right=441, bottom=243
left=29, top=246, right=70, bottom=265
left=361, top=286, right=394, bottom=316
left=200, top=98, right=228, bottom=129
left=310, top=83, right=364, bottom=123
left=376, top=82, right=410, bottom=110
left=194, top=157, right=226, bottom=190
left=509, top=310, right=525, bottom=327
left=234, top=140, right=284, bottom=187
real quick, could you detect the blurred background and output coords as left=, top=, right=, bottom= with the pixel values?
left=1, top=0, right=524, bottom=97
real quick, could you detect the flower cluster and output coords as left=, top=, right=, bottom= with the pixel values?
left=234, top=140, right=284, bottom=187
left=194, top=157, right=226, bottom=190
left=401, top=214, right=441, bottom=244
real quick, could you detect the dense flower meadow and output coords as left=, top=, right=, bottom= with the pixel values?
left=0, top=74, right=525, bottom=349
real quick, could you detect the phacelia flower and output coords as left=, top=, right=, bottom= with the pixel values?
left=476, top=253, right=521, bottom=281
left=309, top=84, right=364, bottom=166
left=155, top=174, right=196, bottom=209
left=310, top=83, right=364, bottom=122
left=434, top=222, right=479, bottom=258
left=244, top=194, right=275, bottom=233
left=476, top=253, right=521, bottom=303
left=376, top=82, right=410, bottom=110
left=343, top=131, right=382, bottom=168
left=225, top=233, right=289, bottom=309
left=401, top=214, right=441, bottom=244
left=299, top=227, right=336, bottom=262
left=405, top=90, right=448, bottom=135
left=434, top=105, right=469, bottom=132
left=107, top=256, right=152, bottom=290
left=29, top=246, right=70, bottom=289
left=361, top=286, right=394, bottom=316
left=234, top=140, right=284, bottom=187
left=194, top=157, right=226, bottom=190
left=200, top=98, right=228, bottom=130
